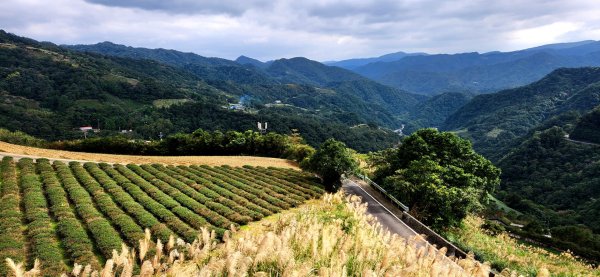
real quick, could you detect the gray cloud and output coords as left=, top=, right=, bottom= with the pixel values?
left=85, top=0, right=273, bottom=15
left=2, top=0, right=600, bottom=61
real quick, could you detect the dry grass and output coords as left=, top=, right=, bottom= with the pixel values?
left=448, top=216, right=600, bottom=276
left=0, top=141, right=299, bottom=169
left=12, top=192, right=495, bottom=277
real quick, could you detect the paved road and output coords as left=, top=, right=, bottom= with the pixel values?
left=342, top=179, right=484, bottom=275
left=342, top=179, right=418, bottom=239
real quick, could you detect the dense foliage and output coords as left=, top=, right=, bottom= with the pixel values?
left=443, top=67, right=600, bottom=161
left=302, top=138, right=358, bottom=191
left=497, top=125, right=600, bottom=261
left=50, top=129, right=313, bottom=160
left=570, top=106, right=600, bottom=144
left=408, top=92, right=472, bottom=130
left=0, top=158, right=324, bottom=275
left=373, top=129, right=500, bottom=229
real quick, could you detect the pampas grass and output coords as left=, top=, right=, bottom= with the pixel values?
left=11, top=191, right=584, bottom=276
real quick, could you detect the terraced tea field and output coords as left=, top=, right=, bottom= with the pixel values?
left=0, top=156, right=324, bottom=276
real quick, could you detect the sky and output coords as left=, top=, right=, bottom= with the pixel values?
left=2, top=0, right=600, bottom=61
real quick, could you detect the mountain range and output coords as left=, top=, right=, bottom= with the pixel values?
left=329, top=41, right=600, bottom=96
left=324, top=51, right=427, bottom=70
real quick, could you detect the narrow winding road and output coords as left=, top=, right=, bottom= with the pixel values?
left=342, top=179, right=418, bottom=239
left=342, top=178, right=477, bottom=274
left=565, top=137, right=600, bottom=146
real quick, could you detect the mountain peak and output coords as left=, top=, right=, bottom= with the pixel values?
left=235, top=55, right=267, bottom=68
left=325, top=51, right=426, bottom=70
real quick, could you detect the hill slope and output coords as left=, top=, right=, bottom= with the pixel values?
left=442, top=67, right=600, bottom=160
left=495, top=123, right=600, bottom=261
left=0, top=141, right=299, bottom=168
left=408, top=92, right=472, bottom=129
left=570, top=106, right=600, bottom=144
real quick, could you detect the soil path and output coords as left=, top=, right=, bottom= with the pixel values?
left=0, top=141, right=299, bottom=169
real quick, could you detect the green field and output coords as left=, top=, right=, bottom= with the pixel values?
left=0, top=156, right=324, bottom=276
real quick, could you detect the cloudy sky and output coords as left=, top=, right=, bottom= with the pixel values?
left=2, top=0, right=600, bottom=61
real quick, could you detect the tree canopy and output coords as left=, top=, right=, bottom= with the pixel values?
left=303, top=138, right=357, bottom=191
left=373, top=128, right=500, bottom=229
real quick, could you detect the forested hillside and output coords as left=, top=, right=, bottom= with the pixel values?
left=497, top=124, right=600, bottom=259
left=408, top=92, right=472, bottom=129
left=0, top=30, right=411, bottom=152
left=443, top=67, right=600, bottom=160
left=570, top=106, right=600, bottom=144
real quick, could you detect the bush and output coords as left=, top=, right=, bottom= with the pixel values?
left=0, top=128, right=46, bottom=147
left=284, top=143, right=315, bottom=163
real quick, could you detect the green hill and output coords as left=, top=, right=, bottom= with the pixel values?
left=443, top=67, right=600, bottom=161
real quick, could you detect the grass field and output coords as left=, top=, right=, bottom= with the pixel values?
left=0, top=156, right=324, bottom=276
left=488, top=194, right=522, bottom=215
left=0, top=141, right=299, bottom=169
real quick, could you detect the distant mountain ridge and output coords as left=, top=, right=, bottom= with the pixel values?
left=333, top=41, right=600, bottom=95
left=325, top=51, right=427, bottom=70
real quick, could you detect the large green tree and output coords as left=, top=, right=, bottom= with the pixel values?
left=303, top=138, right=357, bottom=191
left=373, top=128, right=500, bottom=229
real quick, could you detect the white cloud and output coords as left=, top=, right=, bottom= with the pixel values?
left=1, top=0, right=600, bottom=61
left=511, top=22, right=583, bottom=47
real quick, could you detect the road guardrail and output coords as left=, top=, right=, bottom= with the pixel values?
left=356, top=173, right=410, bottom=212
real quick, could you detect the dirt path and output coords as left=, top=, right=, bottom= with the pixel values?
left=0, top=141, right=299, bottom=169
